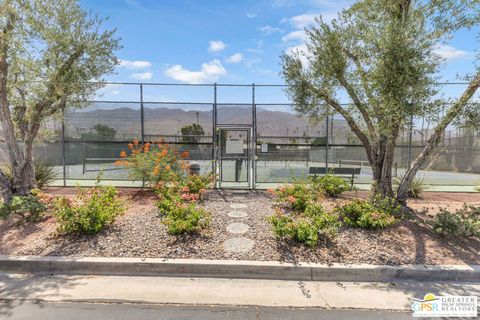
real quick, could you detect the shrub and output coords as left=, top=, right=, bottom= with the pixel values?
left=433, top=205, right=480, bottom=238
left=269, top=204, right=340, bottom=247
left=53, top=184, right=125, bottom=235
left=0, top=161, right=56, bottom=190
left=336, top=199, right=397, bottom=229
left=393, top=175, right=427, bottom=198
left=157, top=196, right=210, bottom=235
left=116, top=139, right=190, bottom=188
left=0, top=193, right=47, bottom=222
left=268, top=182, right=321, bottom=212
left=311, top=174, right=349, bottom=197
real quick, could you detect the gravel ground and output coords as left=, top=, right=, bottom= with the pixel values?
left=1, top=188, right=480, bottom=265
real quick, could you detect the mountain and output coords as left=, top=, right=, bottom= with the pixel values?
left=64, top=103, right=351, bottom=141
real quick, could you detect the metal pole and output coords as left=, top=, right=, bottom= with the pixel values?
left=140, top=83, right=145, bottom=143
left=140, top=83, right=145, bottom=188
left=212, top=83, right=218, bottom=189
left=61, top=108, right=66, bottom=187
left=325, top=110, right=330, bottom=172
left=407, top=115, right=413, bottom=168
left=252, top=83, right=256, bottom=190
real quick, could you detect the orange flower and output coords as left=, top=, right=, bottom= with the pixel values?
left=165, top=165, right=171, bottom=171
left=153, top=166, right=160, bottom=176
left=133, top=139, right=139, bottom=146
left=120, top=151, right=127, bottom=158
left=161, top=149, right=168, bottom=157
left=181, top=151, right=190, bottom=158
left=128, top=143, right=134, bottom=150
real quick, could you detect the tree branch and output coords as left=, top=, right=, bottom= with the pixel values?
left=336, top=73, right=377, bottom=139
left=313, top=87, right=374, bottom=162
left=397, top=71, right=480, bottom=201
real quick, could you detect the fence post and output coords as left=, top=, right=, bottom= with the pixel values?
left=252, top=83, right=256, bottom=190
left=61, top=108, right=66, bottom=187
left=140, top=83, right=145, bottom=143
left=140, top=83, right=145, bottom=188
left=212, top=83, right=217, bottom=189
left=325, top=109, right=329, bottom=172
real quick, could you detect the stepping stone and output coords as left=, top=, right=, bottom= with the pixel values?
left=227, top=210, right=248, bottom=218
left=229, top=203, right=247, bottom=209
left=223, top=237, right=254, bottom=253
left=226, top=222, right=250, bottom=234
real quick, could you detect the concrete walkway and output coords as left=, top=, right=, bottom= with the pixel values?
left=0, top=273, right=478, bottom=311
left=223, top=203, right=255, bottom=254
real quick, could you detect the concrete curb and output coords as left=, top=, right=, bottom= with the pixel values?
left=1, top=255, right=479, bottom=282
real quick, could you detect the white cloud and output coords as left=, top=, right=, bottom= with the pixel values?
left=289, top=14, right=318, bottom=28
left=434, top=45, right=469, bottom=60
left=246, top=12, right=257, bottom=18
left=119, top=59, right=152, bottom=69
left=258, top=25, right=284, bottom=35
left=208, top=40, right=226, bottom=53
left=165, top=59, right=227, bottom=84
left=226, top=53, right=244, bottom=63
left=287, top=12, right=336, bottom=28
left=282, top=30, right=307, bottom=43
left=130, top=72, right=153, bottom=80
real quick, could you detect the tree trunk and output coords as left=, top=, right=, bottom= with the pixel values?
left=397, top=73, right=480, bottom=203
left=0, top=171, right=13, bottom=202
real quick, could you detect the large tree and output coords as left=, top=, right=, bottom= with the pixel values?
left=0, top=0, right=120, bottom=202
left=282, top=0, right=480, bottom=203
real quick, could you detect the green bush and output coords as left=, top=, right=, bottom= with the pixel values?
left=268, top=182, right=321, bottom=212
left=311, top=174, right=350, bottom=197
left=0, top=194, right=47, bottom=222
left=433, top=205, right=480, bottom=238
left=157, top=196, right=210, bottom=235
left=393, top=175, right=427, bottom=198
left=269, top=203, right=340, bottom=247
left=336, top=199, right=397, bottom=229
left=53, top=184, right=125, bottom=235
left=0, top=161, right=56, bottom=190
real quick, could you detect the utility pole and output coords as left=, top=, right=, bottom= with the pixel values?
left=196, top=111, right=199, bottom=126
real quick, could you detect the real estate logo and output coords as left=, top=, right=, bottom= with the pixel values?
left=412, top=293, right=477, bottom=318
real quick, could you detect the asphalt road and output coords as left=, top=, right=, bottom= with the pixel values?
left=0, top=302, right=412, bottom=320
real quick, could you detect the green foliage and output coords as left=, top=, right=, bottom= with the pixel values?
left=433, top=205, right=480, bottom=238
left=394, top=175, right=427, bottom=198
left=336, top=199, right=397, bottom=229
left=268, top=182, right=322, bottom=212
left=180, top=123, right=205, bottom=144
left=280, top=0, right=480, bottom=199
left=118, top=141, right=189, bottom=188
left=0, top=161, right=56, bottom=190
left=0, top=0, right=120, bottom=199
left=80, top=124, right=117, bottom=141
left=53, top=183, right=125, bottom=235
left=269, top=204, right=340, bottom=247
left=156, top=195, right=210, bottom=235
left=311, top=174, right=350, bottom=197
left=0, top=194, right=47, bottom=222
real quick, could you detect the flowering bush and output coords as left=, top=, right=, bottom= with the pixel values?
left=116, top=139, right=190, bottom=188
left=267, top=182, right=322, bottom=212
left=53, top=182, right=125, bottom=235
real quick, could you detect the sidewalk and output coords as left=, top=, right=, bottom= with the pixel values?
left=0, top=272, right=478, bottom=311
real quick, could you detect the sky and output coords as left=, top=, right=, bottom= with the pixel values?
left=80, top=0, right=479, bottom=103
